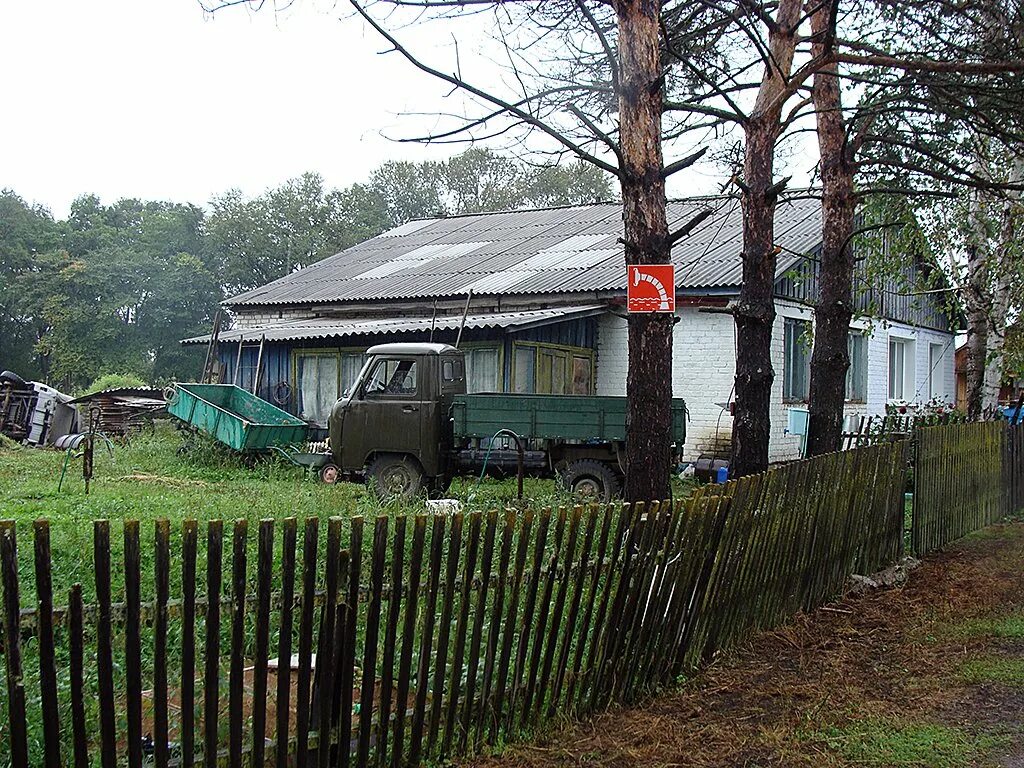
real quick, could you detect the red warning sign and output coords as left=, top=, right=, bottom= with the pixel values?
left=626, top=264, right=675, bottom=313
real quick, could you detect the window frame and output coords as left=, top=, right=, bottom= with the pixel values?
left=845, top=331, right=868, bottom=403
left=460, top=343, right=504, bottom=393
left=510, top=340, right=595, bottom=395
left=361, top=356, right=421, bottom=400
left=928, top=342, right=946, bottom=399
left=888, top=336, right=915, bottom=401
left=782, top=318, right=812, bottom=403
left=291, top=346, right=367, bottom=423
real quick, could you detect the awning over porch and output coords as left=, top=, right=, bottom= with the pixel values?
left=182, top=305, right=609, bottom=345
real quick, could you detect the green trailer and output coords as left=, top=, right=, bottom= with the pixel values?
left=167, top=383, right=308, bottom=452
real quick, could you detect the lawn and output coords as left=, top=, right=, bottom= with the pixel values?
left=0, top=422, right=696, bottom=600
left=0, top=422, right=573, bottom=601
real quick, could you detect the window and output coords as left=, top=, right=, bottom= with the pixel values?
left=464, top=347, right=500, bottom=393
left=294, top=350, right=366, bottom=426
left=364, top=358, right=418, bottom=397
left=783, top=319, right=812, bottom=402
left=296, top=353, right=340, bottom=426
left=888, top=337, right=914, bottom=400
left=512, top=342, right=594, bottom=395
left=846, top=332, right=867, bottom=402
left=929, top=343, right=946, bottom=399
left=513, top=345, right=536, bottom=393
left=340, top=353, right=366, bottom=396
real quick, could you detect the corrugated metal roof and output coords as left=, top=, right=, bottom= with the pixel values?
left=226, top=195, right=822, bottom=307
left=183, top=305, right=608, bottom=345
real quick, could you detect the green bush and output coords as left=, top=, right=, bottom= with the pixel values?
left=80, top=372, right=149, bottom=396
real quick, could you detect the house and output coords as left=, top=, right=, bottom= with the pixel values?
left=954, top=340, right=1024, bottom=412
left=185, top=194, right=958, bottom=463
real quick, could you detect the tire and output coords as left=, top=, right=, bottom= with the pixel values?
left=0, top=371, right=27, bottom=388
left=559, top=459, right=623, bottom=503
left=367, top=454, right=425, bottom=501
left=319, top=463, right=341, bottom=485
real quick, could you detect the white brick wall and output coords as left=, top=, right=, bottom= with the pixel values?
left=595, top=301, right=957, bottom=465
left=231, top=307, right=315, bottom=329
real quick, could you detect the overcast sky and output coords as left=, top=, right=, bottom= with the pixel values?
left=2, top=1, right=814, bottom=219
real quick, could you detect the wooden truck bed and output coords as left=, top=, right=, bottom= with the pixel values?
left=451, top=393, right=687, bottom=444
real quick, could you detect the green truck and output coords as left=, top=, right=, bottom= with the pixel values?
left=328, top=342, right=687, bottom=500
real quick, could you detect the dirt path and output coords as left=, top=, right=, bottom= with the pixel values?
left=468, top=522, right=1024, bottom=768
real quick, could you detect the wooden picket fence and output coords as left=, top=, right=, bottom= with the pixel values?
left=1, top=442, right=908, bottom=768
left=1004, top=423, right=1024, bottom=517
left=911, top=421, right=1019, bottom=555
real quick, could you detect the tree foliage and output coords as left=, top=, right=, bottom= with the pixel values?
left=0, top=149, right=613, bottom=388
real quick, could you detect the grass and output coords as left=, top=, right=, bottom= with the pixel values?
left=0, top=421, right=699, bottom=601
left=957, top=657, right=1024, bottom=686
left=936, top=612, right=1024, bottom=642
left=809, top=719, right=1007, bottom=768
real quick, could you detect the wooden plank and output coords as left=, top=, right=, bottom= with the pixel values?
left=94, top=520, right=118, bottom=768
left=506, top=508, right=551, bottom=730
left=154, top=520, right=171, bottom=768
left=125, top=520, right=144, bottom=768
left=535, top=506, right=581, bottom=719
left=1, top=521, right=29, bottom=768
left=274, top=518, right=294, bottom=768
left=565, top=505, right=614, bottom=713
left=357, top=517, right=389, bottom=768
left=475, top=510, right=515, bottom=748
left=204, top=520, right=224, bottom=768
left=296, top=518, right=320, bottom=768
left=33, top=520, right=62, bottom=768
left=427, top=512, right=463, bottom=756
left=461, top=509, right=497, bottom=753
left=69, top=583, right=89, bottom=768
left=581, top=504, right=632, bottom=713
left=338, top=517, right=363, bottom=768
left=521, top=507, right=565, bottom=724
left=392, top=515, right=426, bottom=768
left=181, top=520, right=199, bottom=768
left=408, top=515, right=446, bottom=767
left=441, top=511, right=482, bottom=758
left=550, top=505, right=597, bottom=714
left=490, top=508, right=534, bottom=742
left=229, top=520, right=248, bottom=768
left=315, top=518, right=344, bottom=768
left=376, top=516, right=406, bottom=767
left=252, top=520, right=274, bottom=768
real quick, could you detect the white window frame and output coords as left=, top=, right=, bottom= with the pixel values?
left=783, top=318, right=812, bottom=403
left=928, top=342, right=946, bottom=400
left=888, top=336, right=915, bottom=401
left=845, top=331, right=868, bottom=403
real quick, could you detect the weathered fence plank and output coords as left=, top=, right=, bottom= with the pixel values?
left=6, top=432, right=1020, bottom=768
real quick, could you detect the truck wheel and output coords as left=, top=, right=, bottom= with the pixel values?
left=560, top=459, right=622, bottom=502
left=367, top=455, right=425, bottom=501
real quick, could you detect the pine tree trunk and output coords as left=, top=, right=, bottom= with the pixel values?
left=806, top=0, right=855, bottom=457
left=616, top=0, right=673, bottom=502
left=730, top=0, right=803, bottom=477
left=733, top=136, right=778, bottom=477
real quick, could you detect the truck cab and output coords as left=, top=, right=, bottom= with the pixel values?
left=328, top=343, right=465, bottom=496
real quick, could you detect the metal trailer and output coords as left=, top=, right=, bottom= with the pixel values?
left=166, top=383, right=308, bottom=452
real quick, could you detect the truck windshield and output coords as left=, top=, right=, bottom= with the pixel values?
left=363, top=358, right=418, bottom=397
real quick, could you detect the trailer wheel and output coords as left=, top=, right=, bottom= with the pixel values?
left=560, top=459, right=622, bottom=502
left=367, top=454, right=425, bottom=501
left=319, top=463, right=340, bottom=485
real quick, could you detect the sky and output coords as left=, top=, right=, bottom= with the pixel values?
left=1, top=1, right=815, bottom=219
left=1, top=1, right=481, bottom=217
